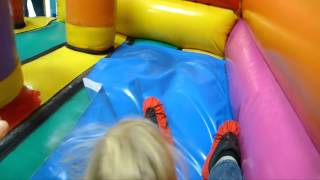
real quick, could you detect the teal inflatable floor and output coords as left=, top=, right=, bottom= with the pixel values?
left=16, top=21, right=66, bottom=63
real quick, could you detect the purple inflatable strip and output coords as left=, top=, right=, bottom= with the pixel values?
left=226, top=20, right=320, bottom=179
left=0, top=0, right=17, bottom=81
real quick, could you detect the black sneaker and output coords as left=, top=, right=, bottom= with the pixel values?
left=202, top=120, right=241, bottom=180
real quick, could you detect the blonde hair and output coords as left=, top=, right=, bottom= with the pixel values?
left=85, top=119, right=177, bottom=180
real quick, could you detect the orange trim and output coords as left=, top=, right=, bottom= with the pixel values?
left=143, top=97, right=173, bottom=144
left=66, top=0, right=115, bottom=27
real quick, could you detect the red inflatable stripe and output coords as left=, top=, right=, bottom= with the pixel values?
left=0, top=87, right=41, bottom=129
left=193, top=0, right=240, bottom=12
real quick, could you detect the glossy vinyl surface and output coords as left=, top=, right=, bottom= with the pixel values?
left=226, top=20, right=320, bottom=179
left=33, top=40, right=233, bottom=179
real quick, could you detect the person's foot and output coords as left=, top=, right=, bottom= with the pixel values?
left=143, top=97, right=168, bottom=129
left=0, top=119, right=9, bottom=140
left=202, top=120, right=241, bottom=180
left=143, top=97, right=172, bottom=144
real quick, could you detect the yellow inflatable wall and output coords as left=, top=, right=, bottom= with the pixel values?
left=57, top=0, right=237, bottom=56
left=117, top=0, right=237, bottom=56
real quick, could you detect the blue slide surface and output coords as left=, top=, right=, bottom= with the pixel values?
left=32, top=41, right=233, bottom=179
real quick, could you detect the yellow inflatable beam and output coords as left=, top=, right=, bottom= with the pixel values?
left=117, top=0, right=237, bottom=56
left=22, top=34, right=126, bottom=104
left=22, top=47, right=104, bottom=103
left=15, top=17, right=55, bottom=34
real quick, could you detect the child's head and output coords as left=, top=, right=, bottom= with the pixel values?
left=85, top=119, right=177, bottom=180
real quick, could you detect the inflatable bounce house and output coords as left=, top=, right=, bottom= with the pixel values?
left=0, top=0, right=320, bottom=179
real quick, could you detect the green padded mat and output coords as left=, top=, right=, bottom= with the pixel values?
left=0, top=89, right=90, bottom=180
left=16, top=21, right=66, bottom=63
left=134, top=39, right=177, bottom=49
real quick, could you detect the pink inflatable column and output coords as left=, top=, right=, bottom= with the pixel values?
left=226, top=20, right=320, bottom=179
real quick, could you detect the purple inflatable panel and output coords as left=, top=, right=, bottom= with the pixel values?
left=226, top=20, right=320, bottom=179
left=0, top=0, right=17, bottom=81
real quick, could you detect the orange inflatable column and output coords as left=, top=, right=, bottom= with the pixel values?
left=10, top=0, right=26, bottom=29
left=66, top=0, right=116, bottom=54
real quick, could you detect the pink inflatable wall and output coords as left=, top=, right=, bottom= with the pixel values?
left=225, top=20, right=320, bottom=179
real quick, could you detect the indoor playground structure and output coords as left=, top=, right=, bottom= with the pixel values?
left=0, top=0, right=320, bottom=179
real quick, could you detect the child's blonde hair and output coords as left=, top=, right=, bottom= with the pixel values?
left=85, top=119, right=177, bottom=180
